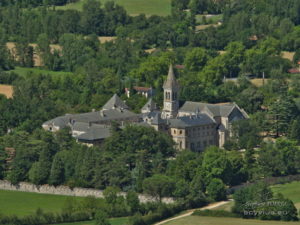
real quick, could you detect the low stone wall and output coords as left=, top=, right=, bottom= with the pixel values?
left=0, top=180, right=174, bottom=204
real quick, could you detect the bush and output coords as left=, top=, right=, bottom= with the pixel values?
left=128, top=202, right=186, bottom=225
left=192, top=209, right=241, bottom=218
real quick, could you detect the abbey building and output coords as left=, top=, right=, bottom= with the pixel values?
left=43, top=65, right=248, bottom=151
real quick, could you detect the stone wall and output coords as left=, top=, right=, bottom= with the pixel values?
left=0, top=180, right=174, bottom=204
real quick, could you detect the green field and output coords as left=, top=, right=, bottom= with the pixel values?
left=55, top=217, right=128, bottom=225
left=0, top=190, right=84, bottom=216
left=11, top=67, right=72, bottom=79
left=165, top=216, right=300, bottom=225
left=57, top=0, right=171, bottom=16
left=272, top=181, right=300, bottom=210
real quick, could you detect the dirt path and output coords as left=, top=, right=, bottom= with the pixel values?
left=154, top=200, right=231, bottom=225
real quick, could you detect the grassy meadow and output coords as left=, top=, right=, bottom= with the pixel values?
left=272, top=181, right=300, bottom=210
left=165, top=216, right=300, bottom=225
left=56, top=0, right=171, bottom=16
left=0, top=190, right=84, bottom=216
left=10, top=67, right=73, bottom=79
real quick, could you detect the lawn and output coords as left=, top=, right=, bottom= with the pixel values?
left=54, top=217, right=129, bottom=225
left=165, top=216, right=300, bottom=225
left=271, top=181, right=300, bottom=210
left=56, top=0, right=171, bottom=16
left=11, top=67, right=72, bottom=79
left=0, top=190, right=84, bottom=216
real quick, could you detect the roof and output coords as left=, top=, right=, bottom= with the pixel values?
left=288, top=68, right=300, bottom=74
left=152, top=112, right=166, bottom=125
left=43, top=115, right=72, bottom=129
left=72, top=122, right=108, bottom=133
left=102, top=94, right=129, bottom=110
left=163, top=64, right=179, bottom=89
left=141, top=98, right=157, bottom=112
left=133, top=86, right=152, bottom=92
left=77, top=126, right=111, bottom=141
left=174, top=64, right=185, bottom=69
left=168, top=114, right=216, bottom=128
left=179, top=101, right=238, bottom=117
left=43, top=108, right=139, bottom=129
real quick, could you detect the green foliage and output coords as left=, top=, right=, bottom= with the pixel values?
left=184, top=48, right=210, bottom=72
left=95, top=210, right=111, bottom=225
left=233, top=182, right=298, bottom=221
left=142, top=174, right=175, bottom=201
left=206, top=178, right=227, bottom=201
left=192, top=209, right=240, bottom=218
left=202, top=146, right=233, bottom=185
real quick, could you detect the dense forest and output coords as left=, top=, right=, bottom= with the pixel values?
left=0, top=0, right=300, bottom=223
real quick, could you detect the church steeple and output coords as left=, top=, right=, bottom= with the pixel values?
left=163, top=64, right=179, bottom=89
left=162, top=64, right=180, bottom=119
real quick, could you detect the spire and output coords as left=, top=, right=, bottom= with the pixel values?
left=163, top=64, right=179, bottom=89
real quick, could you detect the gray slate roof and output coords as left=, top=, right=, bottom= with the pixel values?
left=102, top=94, right=129, bottom=110
left=43, top=108, right=139, bottom=129
left=163, top=64, right=179, bottom=89
left=77, top=126, right=111, bottom=141
left=179, top=101, right=239, bottom=117
left=168, top=114, right=215, bottom=128
left=141, top=98, right=157, bottom=112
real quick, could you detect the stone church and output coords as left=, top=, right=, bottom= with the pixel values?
left=43, top=65, right=248, bottom=150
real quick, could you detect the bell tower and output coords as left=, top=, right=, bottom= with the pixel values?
left=162, top=64, right=180, bottom=119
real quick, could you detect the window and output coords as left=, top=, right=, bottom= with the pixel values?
left=173, top=129, right=176, bottom=134
left=179, top=130, right=182, bottom=134
left=191, top=143, right=195, bottom=150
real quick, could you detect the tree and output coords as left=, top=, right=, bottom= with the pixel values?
left=28, top=148, right=52, bottom=185
left=288, top=117, right=300, bottom=143
left=142, top=174, right=175, bottom=201
left=49, top=154, right=65, bottom=185
left=0, top=28, right=14, bottom=70
left=199, top=55, right=227, bottom=86
left=0, top=146, right=7, bottom=179
left=80, top=0, right=105, bottom=35
left=223, top=42, right=245, bottom=77
left=126, top=191, right=140, bottom=215
left=94, top=210, right=111, bottom=225
left=269, top=95, right=298, bottom=136
left=37, top=33, right=52, bottom=69
left=202, top=146, right=233, bottom=185
left=184, top=47, right=210, bottom=72
left=207, top=178, right=227, bottom=201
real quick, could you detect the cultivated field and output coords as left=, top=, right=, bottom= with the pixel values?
left=165, top=216, right=300, bottom=225
left=0, top=84, right=13, bottom=98
left=57, top=0, right=171, bottom=16
left=0, top=190, right=84, bottom=216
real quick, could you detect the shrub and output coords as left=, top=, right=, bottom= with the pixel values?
left=192, top=209, right=241, bottom=218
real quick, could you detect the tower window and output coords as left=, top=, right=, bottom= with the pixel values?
left=165, top=92, right=171, bottom=100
